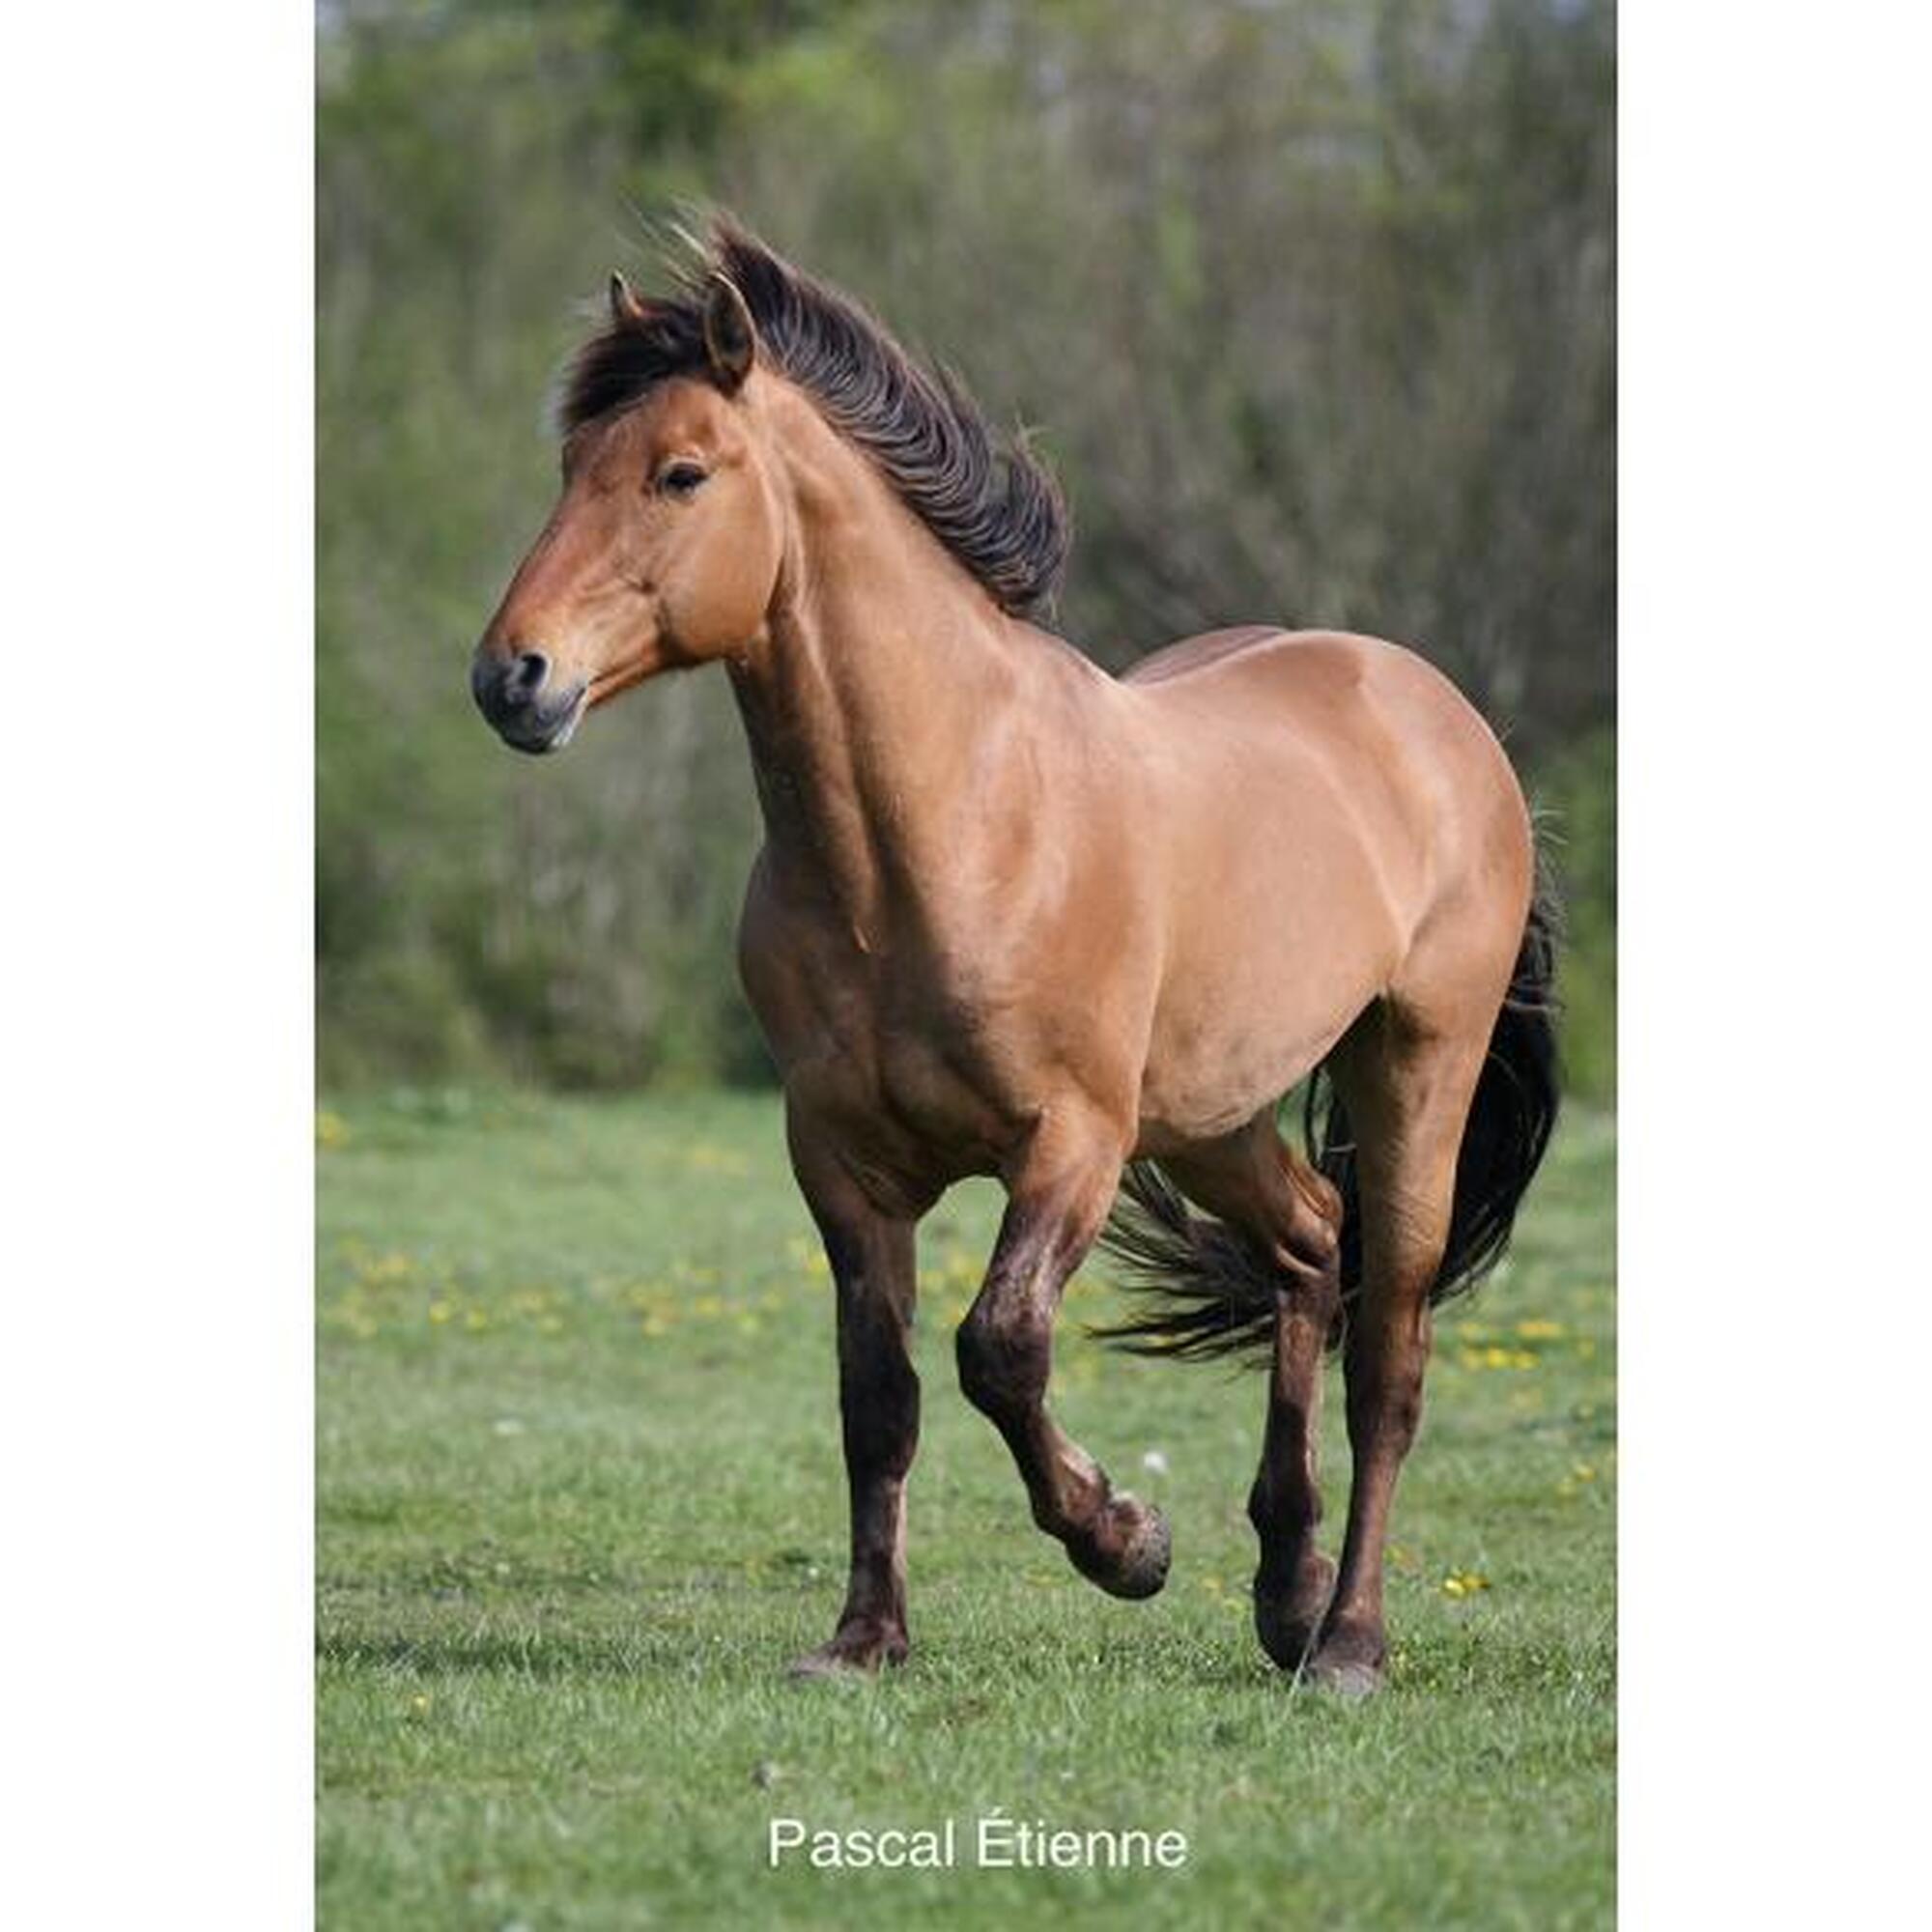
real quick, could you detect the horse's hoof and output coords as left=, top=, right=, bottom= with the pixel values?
left=787, top=1625, right=907, bottom=1680
left=1299, top=1619, right=1386, bottom=1698
left=1302, top=1656, right=1383, bottom=1700
left=1068, top=1494, right=1172, bottom=1600
left=1254, top=1553, right=1337, bottom=1671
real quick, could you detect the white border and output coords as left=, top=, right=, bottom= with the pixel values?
left=7, top=2, right=1932, bottom=1923
left=4, top=5, right=313, bottom=1925
left=1622, top=2, right=1931, bottom=1919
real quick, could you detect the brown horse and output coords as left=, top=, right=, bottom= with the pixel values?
left=471, top=222, right=1558, bottom=1695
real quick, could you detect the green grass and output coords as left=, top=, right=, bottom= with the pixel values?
left=318, top=1089, right=1614, bottom=1929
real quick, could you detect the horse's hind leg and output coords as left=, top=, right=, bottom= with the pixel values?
left=956, top=1109, right=1171, bottom=1599
left=1163, top=1121, right=1344, bottom=1669
left=1307, top=1012, right=1491, bottom=1695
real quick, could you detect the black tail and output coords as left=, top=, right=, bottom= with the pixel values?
left=1094, top=867, right=1563, bottom=1362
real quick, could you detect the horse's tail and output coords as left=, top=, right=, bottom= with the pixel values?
left=1094, top=865, right=1562, bottom=1362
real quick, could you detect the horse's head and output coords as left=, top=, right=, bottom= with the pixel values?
left=471, top=272, right=782, bottom=753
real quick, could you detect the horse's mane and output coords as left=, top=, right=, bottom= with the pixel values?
left=558, top=220, right=1067, bottom=616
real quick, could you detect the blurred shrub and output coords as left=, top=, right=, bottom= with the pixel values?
left=318, top=0, right=1613, bottom=1094
left=1529, top=727, right=1615, bottom=1102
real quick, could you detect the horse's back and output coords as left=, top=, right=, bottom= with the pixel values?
left=1124, top=626, right=1524, bottom=849
left=1129, top=627, right=1478, bottom=736
left=1122, top=624, right=1294, bottom=688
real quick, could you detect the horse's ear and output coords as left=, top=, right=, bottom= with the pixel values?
left=702, top=273, right=756, bottom=395
left=609, top=270, right=649, bottom=328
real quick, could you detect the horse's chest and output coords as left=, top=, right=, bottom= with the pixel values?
left=858, top=976, right=1030, bottom=1133
left=778, top=947, right=1041, bottom=1178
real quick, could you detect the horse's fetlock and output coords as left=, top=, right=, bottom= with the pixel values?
left=1247, top=1470, right=1320, bottom=1542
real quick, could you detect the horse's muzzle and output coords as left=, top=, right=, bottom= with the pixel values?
left=469, top=648, right=586, bottom=754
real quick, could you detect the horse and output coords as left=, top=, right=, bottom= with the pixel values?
left=470, top=221, right=1559, bottom=1696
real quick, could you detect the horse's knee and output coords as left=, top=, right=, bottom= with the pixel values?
left=955, top=1299, right=1050, bottom=1417
left=840, top=1354, right=920, bottom=1481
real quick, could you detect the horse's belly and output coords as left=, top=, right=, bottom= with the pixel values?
left=1135, top=1001, right=1354, bottom=1151
left=1133, top=910, right=1388, bottom=1151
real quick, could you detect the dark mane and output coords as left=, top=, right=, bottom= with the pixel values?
left=559, top=221, right=1068, bottom=616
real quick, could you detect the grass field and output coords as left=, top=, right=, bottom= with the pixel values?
left=317, top=1089, right=1614, bottom=1929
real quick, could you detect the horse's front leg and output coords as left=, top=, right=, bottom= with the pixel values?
left=788, top=1146, right=922, bottom=1678
left=955, top=1121, right=1171, bottom=1600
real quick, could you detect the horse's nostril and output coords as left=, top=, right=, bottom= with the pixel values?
left=470, top=646, right=553, bottom=729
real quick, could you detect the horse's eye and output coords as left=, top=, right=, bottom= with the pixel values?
left=659, top=461, right=708, bottom=498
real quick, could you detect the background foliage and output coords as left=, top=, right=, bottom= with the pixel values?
left=318, top=0, right=1614, bottom=1096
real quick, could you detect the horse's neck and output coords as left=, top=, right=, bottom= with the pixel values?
left=726, top=476, right=1040, bottom=930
